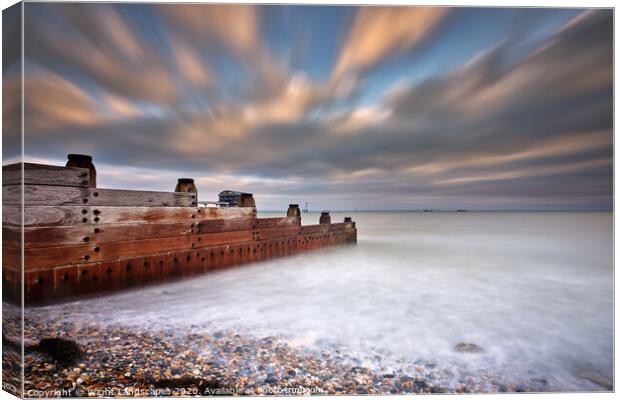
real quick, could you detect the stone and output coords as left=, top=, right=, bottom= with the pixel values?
left=454, top=342, right=483, bottom=353
left=35, top=337, right=84, bottom=365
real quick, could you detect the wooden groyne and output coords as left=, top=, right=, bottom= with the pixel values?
left=2, top=157, right=357, bottom=305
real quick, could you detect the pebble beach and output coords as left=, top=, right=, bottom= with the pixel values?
left=2, top=304, right=561, bottom=397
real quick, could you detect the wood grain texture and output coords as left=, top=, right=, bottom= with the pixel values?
left=8, top=217, right=290, bottom=247
left=301, top=224, right=331, bottom=234
left=256, top=226, right=301, bottom=240
left=18, top=230, right=255, bottom=270
left=3, top=163, right=90, bottom=187
left=5, top=222, right=194, bottom=248
left=7, top=206, right=256, bottom=227
left=3, top=185, right=196, bottom=207
left=3, top=206, right=91, bottom=227
left=254, top=217, right=300, bottom=229
left=91, top=206, right=255, bottom=224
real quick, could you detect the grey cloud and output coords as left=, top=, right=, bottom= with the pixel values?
left=20, top=7, right=613, bottom=210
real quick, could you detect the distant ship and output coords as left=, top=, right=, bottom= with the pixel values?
left=457, top=209, right=468, bottom=212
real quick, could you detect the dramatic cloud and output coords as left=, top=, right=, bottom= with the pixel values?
left=158, top=4, right=260, bottom=58
left=333, top=6, right=449, bottom=80
left=11, top=5, right=613, bottom=211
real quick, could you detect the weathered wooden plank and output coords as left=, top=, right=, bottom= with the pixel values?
left=9, top=218, right=297, bottom=247
left=301, top=224, right=330, bottom=234
left=194, top=218, right=255, bottom=234
left=5, top=222, right=195, bottom=248
left=4, top=221, right=351, bottom=267
left=254, top=217, right=300, bottom=229
left=3, top=185, right=195, bottom=207
left=329, top=223, right=349, bottom=231
left=3, top=206, right=90, bottom=227
left=20, top=230, right=255, bottom=270
left=6, top=206, right=257, bottom=227
left=3, top=163, right=90, bottom=187
left=3, top=245, right=20, bottom=269
left=256, top=226, right=300, bottom=241
left=93, top=206, right=255, bottom=224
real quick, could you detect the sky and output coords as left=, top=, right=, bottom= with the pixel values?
left=2, top=4, right=613, bottom=211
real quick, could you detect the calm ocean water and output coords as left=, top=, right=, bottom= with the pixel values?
left=35, top=212, right=613, bottom=391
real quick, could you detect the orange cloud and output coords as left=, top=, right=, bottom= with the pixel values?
left=171, top=38, right=212, bottom=89
left=24, top=70, right=102, bottom=132
left=160, top=4, right=259, bottom=58
left=333, top=6, right=449, bottom=80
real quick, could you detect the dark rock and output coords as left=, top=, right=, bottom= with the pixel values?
left=414, top=379, right=426, bottom=390
left=35, top=337, right=83, bottom=365
left=264, top=374, right=278, bottom=385
left=454, top=342, right=483, bottom=353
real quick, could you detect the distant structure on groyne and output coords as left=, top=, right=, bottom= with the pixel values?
left=2, top=155, right=357, bottom=305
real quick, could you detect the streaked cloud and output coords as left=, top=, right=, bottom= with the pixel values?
left=159, top=4, right=259, bottom=58
left=333, top=7, right=449, bottom=80
left=10, top=5, right=613, bottom=211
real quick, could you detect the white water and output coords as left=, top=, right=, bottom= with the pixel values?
left=33, top=212, right=613, bottom=391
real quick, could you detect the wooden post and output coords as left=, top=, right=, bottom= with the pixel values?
left=239, top=193, right=255, bottom=208
left=66, top=154, right=96, bottom=187
left=287, top=204, right=301, bottom=218
left=320, top=211, right=331, bottom=224
left=175, top=178, right=197, bottom=196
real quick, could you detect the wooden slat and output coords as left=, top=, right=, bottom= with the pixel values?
left=17, top=230, right=255, bottom=270
left=3, top=163, right=90, bottom=187
left=329, top=223, right=349, bottom=231
left=254, top=217, right=299, bottom=229
left=7, top=217, right=271, bottom=247
left=8, top=206, right=256, bottom=227
left=3, top=245, right=20, bottom=269
left=5, top=222, right=191, bottom=248
left=301, top=224, right=330, bottom=234
left=3, top=185, right=195, bottom=207
left=256, top=226, right=300, bottom=240
left=195, top=218, right=255, bottom=234
left=93, top=206, right=255, bottom=224
left=2, top=205, right=23, bottom=227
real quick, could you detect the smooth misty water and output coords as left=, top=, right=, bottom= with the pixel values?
left=33, top=212, right=613, bottom=391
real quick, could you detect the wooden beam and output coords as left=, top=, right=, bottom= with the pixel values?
left=5, top=206, right=257, bottom=227
left=254, top=217, right=299, bottom=229
left=16, top=230, right=255, bottom=270
left=3, top=163, right=90, bottom=187
left=6, top=217, right=284, bottom=248
left=3, top=185, right=196, bottom=207
left=256, top=226, right=301, bottom=241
